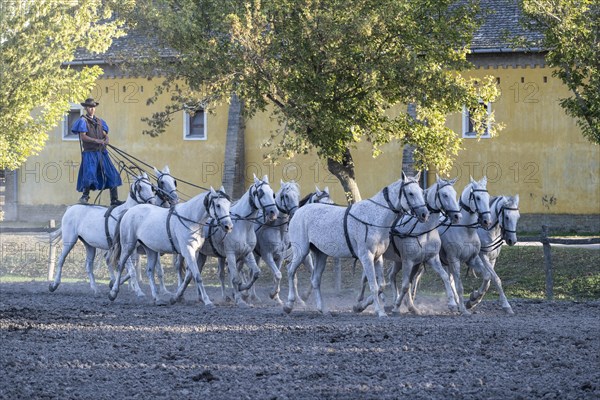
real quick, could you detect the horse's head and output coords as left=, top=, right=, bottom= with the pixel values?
left=397, top=171, right=429, bottom=222
left=154, top=165, right=178, bottom=207
left=429, top=175, right=461, bottom=224
left=499, top=194, right=520, bottom=246
left=276, top=180, right=300, bottom=217
left=313, top=186, right=334, bottom=204
left=131, top=172, right=156, bottom=205
left=461, top=176, right=491, bottom=229
left=205, top=186, right=233, bottom=233
left=250, top=174, right=278, bottom=222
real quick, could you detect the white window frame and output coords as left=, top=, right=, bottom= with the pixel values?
left=462, top=101, right=491, bottom=139
left=183, top=108, right=207, bottom=140
left=62, top=104, right=84, bottom=141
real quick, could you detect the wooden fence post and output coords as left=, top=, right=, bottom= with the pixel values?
left=541, top=225, right=553, bottom=300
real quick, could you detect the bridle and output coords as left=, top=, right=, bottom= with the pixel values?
left=156, top=173, right=178, bottom=205
left=380, top=179, right=426, bottom=216
left=129, top=176, right=156, bottom=204
left=276, top=185, right=299, bottom=216
left=460, top=185, right=491, bottom=224
left=204, top=190, right=232, bottom=229
left=248, top=180, right=278, bottom=216
left=426, top=181, right=460, bottom=217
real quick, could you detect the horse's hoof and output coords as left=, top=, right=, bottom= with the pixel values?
left=391, top=308, right=401, bottom=315
left=377, top=311, right=388, bottom=318
left=409, top=307, right=420, bottom=315
left=154, top=297, right=170, bottom=306
left=48, top=283, right=58, bottom=292
left=503, top=306, right=515, bottom=315
left=460, top=308, right=472, bottom=316
left=352, top=304, right=365, bottom=313
left=236, top=300, right=250, bottom=308
left=108, top=279, right=115, bottom=290
left=204, top=302, right=215, bottom=309
left=466, top=300, right=475, bottom=309
left=283, top=303, right=293, bottom=314
left=448, top=304, right=459, bottom=313
left=169, top=296, right=178, bottom=305
left=108, top=291, right=118, bottom=301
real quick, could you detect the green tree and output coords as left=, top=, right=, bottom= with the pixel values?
left=520, top=0, right=599, bottom=143
left=0, top=0, right=126, bottom=170
left=128, top=0, right=501, bottom=202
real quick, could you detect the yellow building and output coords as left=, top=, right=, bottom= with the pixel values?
left=2, top=5, right=599, bottom=233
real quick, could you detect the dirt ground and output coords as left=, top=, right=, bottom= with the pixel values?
left=1, top=280, right=599, bottom=400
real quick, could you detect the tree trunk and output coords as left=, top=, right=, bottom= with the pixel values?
left=327, top=148, right=362, bottom=204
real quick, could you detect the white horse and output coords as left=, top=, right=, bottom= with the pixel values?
left=48, top=172, right=157, bottom=295
left=284, top=172, right=429, bottom=318
left=192, top=175, right=279, bottom=306
left=108, top=187, right=233, bottom=305
left=121, top=166, right=179, bottom=293
left=252, top=180, right=300, bottom=304
left=382, top=176, right=463, bottom=314
left=466, top=194, right=520, bottom=313
left=431, top=176, right=492, bottom=315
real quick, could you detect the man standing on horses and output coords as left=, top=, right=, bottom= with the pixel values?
left=72, top=98, right=123, bottom=205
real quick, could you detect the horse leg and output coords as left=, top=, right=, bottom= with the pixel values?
left=190, top=253, right=210, bottom=304
left=447, top=259, right=469, bottom=315
left=155, top=256, right=172, bottom=296
left=49, top=239, right=77, bottom=293
left=283, top=241, right=311, bottom=314
left=261, top=252, right=282, bottom=304
left=108, top=242, right=137, bottom=301
left=309, top=250, right=329, bottom=314
left=171, top=267, right=194, bottom=304
left=215, top=257, right=230, bottom=302
left=356, top=270, right=369, bottom=304
left=426, top=255, right=459, bottom=313
left=389, top=261, right=402, bottom=314
left=299, top=252, right=314, bottom=303
left=82, top=243, right=98, bottom=295
left=353, top=252, right=386, bottom=318
left=175, top=254, right=186, bottom=288
left=410, top=264, right=425, bottom=300
left=486, top=258, right=513, bottom=314
left=144, top=250, right=161, bottom=302
left=374, top=256, right=386, bottom=304
left=177, top=247, right=213, bottom=307
left=224, top=253, right=248, bottom=307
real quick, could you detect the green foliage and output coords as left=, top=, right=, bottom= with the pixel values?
left=0, top=0, right=127, bottom=170
left=519, top=0, right=600, bottom=143
left=126, top=0, right=501, bottom=173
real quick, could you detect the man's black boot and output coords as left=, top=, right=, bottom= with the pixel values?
left=110, top=187, right=124, bottom=206
left=79, top=188, right=90, bottom=204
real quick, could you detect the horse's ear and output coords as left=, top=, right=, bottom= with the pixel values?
left=142, top=172, right=148, bottom=178
left=219, top=185, right=226, bottom=193
left=470, top=176, right=475, bottom=184
left=480, top=176, right=488, bottom=186
left=280, top=179, right=285, bottom=185
left=262, top=174, right=269, bottom=183
left=514, top=194, right=520, bottom=205
left=153, top=166, right=160, bottom=175
left=436, top=173, right=441, bottom=182
left=402, top=170, right=407, bottom=181
left=323, top=186, right=329, bottom=194
left=164, top=165, right=170, bottom=174
left=414, top=171, right=421, bottom=182
left=209, top=186, right=217, bottom=194
left=253, top=174, right=259, bottom=183
left=449, top=177, right=458, bottom=185
left=315, top=185, right=321, bottom=193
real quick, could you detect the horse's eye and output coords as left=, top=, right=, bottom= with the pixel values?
left=174, top=181, right=178, bottom=187
left=273, top=193, right=276, bottom=199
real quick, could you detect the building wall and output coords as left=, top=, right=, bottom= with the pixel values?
left=8, top=61, right=600, bottom=232
left=440, top=65, right=599, bottom=220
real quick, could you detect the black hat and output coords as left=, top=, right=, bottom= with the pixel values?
left=80, top=98, right=99, bottom=107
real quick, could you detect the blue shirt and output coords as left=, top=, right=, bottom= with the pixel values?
left=71, top=116, right=109, bottom=134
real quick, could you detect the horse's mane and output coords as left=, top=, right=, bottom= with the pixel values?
left=299, top=192, right=316, bottom=207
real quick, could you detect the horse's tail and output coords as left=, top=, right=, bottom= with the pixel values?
left=108, top=217, right=123, bottom=270
left=49, top=226, right=62, bottom=243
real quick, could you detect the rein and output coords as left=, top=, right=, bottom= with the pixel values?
left=480, top=197, right=520, bottom=252
left=166, top=190, right=231, bottom=253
